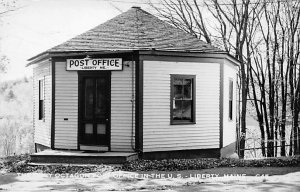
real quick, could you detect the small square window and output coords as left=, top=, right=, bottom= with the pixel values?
left=171, top=75, right=196, bottom=124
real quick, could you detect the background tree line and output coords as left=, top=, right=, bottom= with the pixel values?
left=150, top=0, right=300, bottom=157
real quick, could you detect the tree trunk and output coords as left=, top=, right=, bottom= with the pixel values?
left=239, top=59, right=247, bottom=158
left=289, top=128, right=294, bottom=156
left=259, top=116, right=266, bottom=157
left=293, top=110, right=299, bottom=154
left=280, top=122, right=286, bottom=156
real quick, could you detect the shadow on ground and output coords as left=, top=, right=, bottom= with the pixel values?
left=0, top=174, right=19, bottom=185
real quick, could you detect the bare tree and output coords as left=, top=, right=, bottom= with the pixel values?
left=248, top=0, right=300, bottom=157
left=283, top=1, right=300, bottom=155
left=149, top=0, right=260, bottom=158
left=248, top=0, right=281, bottom=157
left=149, top=0, right=212, bottom=43
left=207, top=0, right=261, bottom=158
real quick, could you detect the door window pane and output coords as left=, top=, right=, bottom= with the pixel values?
left=85, top=124, right=93, bottom=134
left=97, top=124, right=106, bottom=134
left=85, top=79, right=94, bottom=119
left=96, top=78, right=107, bottom=118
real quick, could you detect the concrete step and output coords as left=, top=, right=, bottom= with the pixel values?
left=30, top=150, right=138, bottom=164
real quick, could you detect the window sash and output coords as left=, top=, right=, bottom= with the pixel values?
left=39, top=79, right=45, bottom=120
left=39, top=80, right=44, bottom=100
left=171, top=75, right=195, bottom=124
left=229, top=79, right=233, bottom=120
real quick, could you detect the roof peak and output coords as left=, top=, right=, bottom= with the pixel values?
left=131, top=6, right=141, bottom=9
left=28, top=6, right=223, bottom=62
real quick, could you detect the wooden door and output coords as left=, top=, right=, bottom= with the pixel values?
left=79, top=73, right=110, bottom=148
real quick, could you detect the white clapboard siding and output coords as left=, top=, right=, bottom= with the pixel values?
left=55, top=62, right=78, bottom=149
left=143, top=60, right=220, bottom=152
left=223, top=60, right=238, bottom=147
left=54, top=61, right=135, bottom=151
left=111, top=61, right=135, bottom=151
left=33, top=60, right=52, bottom=147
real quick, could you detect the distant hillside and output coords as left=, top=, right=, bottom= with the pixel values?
left=0, top=77, right=34, bottom=157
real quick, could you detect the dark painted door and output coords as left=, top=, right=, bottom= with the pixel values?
left=79, top=73, right=110, bottom=147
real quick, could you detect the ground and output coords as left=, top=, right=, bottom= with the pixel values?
left=1, top=167, right=300, bottom=191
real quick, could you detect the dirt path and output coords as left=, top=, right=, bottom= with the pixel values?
left=1, top=167, right=300, bottom=191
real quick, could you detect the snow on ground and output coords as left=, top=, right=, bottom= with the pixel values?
left=1, top=170, right=300, bottom=191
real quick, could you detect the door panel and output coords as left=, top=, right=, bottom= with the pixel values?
left=84, top=79, right=94, bottom=119
left=79, top=73, right=110, bottom=148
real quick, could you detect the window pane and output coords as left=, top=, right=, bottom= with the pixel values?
left=182, top=100, right=192, bottom=120
left=229, top=80, right=233, bottom=120
left=85, top=79, right=94, bottom=119
left=97, top=124, right=106, bottom=134
left=174, top=84, right=183, bottom=99
left=229, top=80, right=233, bottom=100
left=173, top=78, right=183, bottom=85
left=183, top=79, right=192, bottom=99
left=229, top=100, right=233, bottom=120
left=39, top=80, right=44, bottom=100
left=39, top=100, right=44, bottom=120
left=85, top=124, right=93, bottom=134
left=173, top=100, right=183, bottom=120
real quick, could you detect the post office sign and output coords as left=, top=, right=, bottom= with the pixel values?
left=66, top=58, right=123, bottom=71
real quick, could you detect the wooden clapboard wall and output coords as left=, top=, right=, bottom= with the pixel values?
left=111, top=61, right=135, bottom=151
left=223, top=60, right=238, bottom=147
left=54, top=62, right=78, bottom=149
left=33, top=60, right=52, bottom=147
left=143, top=60, right=220, bottom=152
left=54, top=61, right=135, bottom=151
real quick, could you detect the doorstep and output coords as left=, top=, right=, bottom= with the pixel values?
left=30, top=149, right=138, bottom=164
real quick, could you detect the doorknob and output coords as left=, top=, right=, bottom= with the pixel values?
left=106, top=119, right=109, bottom=121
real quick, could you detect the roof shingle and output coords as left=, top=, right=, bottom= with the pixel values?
left=32, top=7, right=224, bottom=60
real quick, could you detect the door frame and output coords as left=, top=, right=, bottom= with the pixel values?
left=77, top=71, right=111, bottom=151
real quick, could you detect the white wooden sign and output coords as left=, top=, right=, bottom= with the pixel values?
left=66, top=58, right=123, bottom=71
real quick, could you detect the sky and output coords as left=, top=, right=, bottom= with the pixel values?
left=0, top=0, right=151, bottom=80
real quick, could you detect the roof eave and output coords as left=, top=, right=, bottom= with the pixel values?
left=26, top=50, right=137, bottom=66
left=27, top=49, right=241, bottom=67
left=139, top=49, right=240, bottom=66
left=26, top=52, right=50, bottom=67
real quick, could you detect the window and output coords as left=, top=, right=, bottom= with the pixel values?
left=229, top=79, right=233, bottom=120
left=171, top=75, right=195, bottom=124
left=39, top=79, right=45, bottom=120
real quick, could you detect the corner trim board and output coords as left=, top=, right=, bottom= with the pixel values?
left=219, top=62, right=224, bottom=148
left=51, top=59, right=55, bottom=149
left=135, top=54, right=143, bottom=152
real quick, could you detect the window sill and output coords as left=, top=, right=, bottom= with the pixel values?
left=170, top=121, right=196, bottom=125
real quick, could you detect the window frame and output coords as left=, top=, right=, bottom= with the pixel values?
left=170, top=74, right=196, bottom=125
left=38, top=78, right=45, bottom=121
left=229, top=78, right=233, bottom=121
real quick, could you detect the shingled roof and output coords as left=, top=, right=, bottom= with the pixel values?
left=29, top=7, right=224, bottom=61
